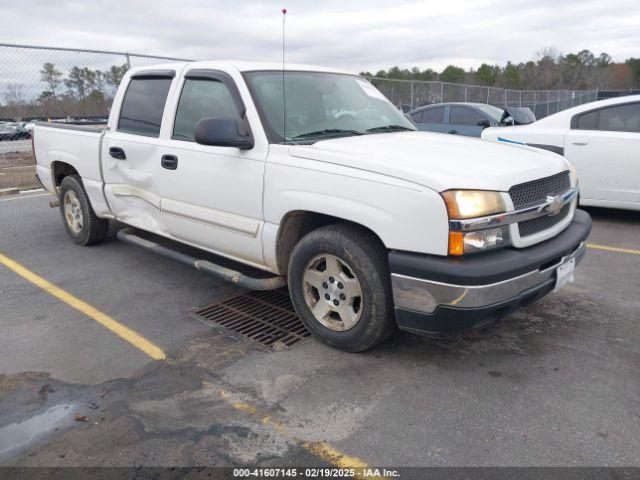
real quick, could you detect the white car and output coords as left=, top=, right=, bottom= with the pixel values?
left=482, top=95, right=640, bottom=211
left=32, top=61, right=591, bottom=352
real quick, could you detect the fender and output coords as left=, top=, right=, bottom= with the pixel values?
left=263, top=160, right=451, bottom=265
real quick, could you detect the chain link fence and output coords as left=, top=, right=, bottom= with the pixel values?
left=0, top=43, right=188, bottom=159
left=366, top=77, right=598, bottom=118
left=0, top=43, right=188, bottom=120
left=1, top=43, right=599, bottom=160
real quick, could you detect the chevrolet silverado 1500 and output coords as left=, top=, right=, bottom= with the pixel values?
left=33, top=61, right=592, bottom=352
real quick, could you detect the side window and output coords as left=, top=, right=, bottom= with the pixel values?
left=420, top=107, right=445, bottom=124
left=410, top=111, right=424, bottom=123
left=575, top=110, right=598, bottom=130
left=597, top=103, right=640, bottom=133
left=575, top=103, right=640, bottom=133
left=173, top=78, right=242, bottom=141
left=449, top=107, right=485, bottom=126
left=118, top=77, right=172, bottom=137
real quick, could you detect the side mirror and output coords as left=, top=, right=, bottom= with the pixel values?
left=476, top=119, right=491, bottom=128
left=195, top=117, right=253, bottom=150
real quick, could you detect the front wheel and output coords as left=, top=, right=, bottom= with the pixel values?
left=59, top=175, right=109, bottom=246
left=288, top=224, right=396, bottom=352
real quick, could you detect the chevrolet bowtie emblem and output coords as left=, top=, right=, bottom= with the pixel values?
left=546, top=195, right=564, bottom=216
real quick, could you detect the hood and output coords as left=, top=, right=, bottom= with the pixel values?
left=504, top=106, right=536, bottom=125
left=289, top=131, right=568, bottom=192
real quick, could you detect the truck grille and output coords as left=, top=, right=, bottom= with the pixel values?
left=518, top=203, right=571, bottom=237
left=509, top=171, right=570, bottom=209
left=509, top=171, right=571, bottom=238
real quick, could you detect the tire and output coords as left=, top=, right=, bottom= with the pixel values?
left=288, top=223, right=396, bottom=352
left=59, top=175, right=109, bottom=246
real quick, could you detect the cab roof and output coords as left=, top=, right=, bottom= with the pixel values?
left=128, top=60, right=355, bottom=76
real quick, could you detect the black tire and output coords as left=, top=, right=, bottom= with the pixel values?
left=288, top=223, right=396, bottom=352
left=59, top=175, right=109, bottom=246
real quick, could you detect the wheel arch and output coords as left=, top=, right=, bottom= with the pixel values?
left=275, top=210, right=387, bottom=276
left=51, top=160, right=80, bottom=188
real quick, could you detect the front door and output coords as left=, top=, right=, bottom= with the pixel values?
left=448, top=106, right=487, bottom=137
left=153, top=70, right=267, bottom=267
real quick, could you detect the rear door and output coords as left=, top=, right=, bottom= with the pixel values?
left=565, top=101, right=640, bottom=206
left=153, top=69, right=267, bottom=266
left=448, top=106, right=488, bottom=137
left=411, top=106, right=446, bottom=133
left=102, top=70, right=177, bottom=234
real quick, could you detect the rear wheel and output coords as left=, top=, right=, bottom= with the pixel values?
left=288, top=223, right=396, bottom=352
left=59, top=175, right=108, bottom=246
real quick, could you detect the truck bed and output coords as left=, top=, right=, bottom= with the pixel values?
left=34, top=121, right=108, bottom=134
left=34, top=122, right=107, bottom=206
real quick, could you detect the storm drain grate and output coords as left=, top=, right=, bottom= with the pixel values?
left=192, top=289, right=310, bottom=349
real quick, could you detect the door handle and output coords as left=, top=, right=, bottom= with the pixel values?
left=109, top=147, right=126, bottom=160
left=572, top=142, right=589, bottom=146
left=448, top=129, right=458, bottom=134
left=161, top=154, right=178, bottom=170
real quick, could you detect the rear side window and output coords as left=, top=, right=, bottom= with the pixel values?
left=598, top=103, right=640, bottom=133
left=118, top=78, right=172, bottom=137
left=173, top=78, right=242, bottom=141
left=574, top=102, right=640, bottom=133
left=450, top=106, right=485, bottom=126
left=410, top=111, right=423, bottom=123
left=420, top=107, right=445, bottom=123
left=576, top=110, right=598, bottom=130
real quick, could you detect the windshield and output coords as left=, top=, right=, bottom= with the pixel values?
left=244, top=71, right=416, bottom=143
left=474, top=104, right=505, bottom=122
left=505, top=106, right=536, bottom=125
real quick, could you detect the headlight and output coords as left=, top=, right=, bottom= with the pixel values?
left=441, top=190, right=506, bottom=219
left=449, top=227, right=510, bottom=255
left=441, top=190, right=509, bottom=255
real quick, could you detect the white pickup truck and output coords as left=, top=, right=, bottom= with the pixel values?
left=33, top=61, right=592, bottom=352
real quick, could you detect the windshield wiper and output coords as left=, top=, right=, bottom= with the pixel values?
left=366, top=124, right=415, bottom=133
left=292, top=129, right=363, bottom=139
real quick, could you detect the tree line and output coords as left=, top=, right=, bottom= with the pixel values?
left=1, top=62, right=129, bottom=120
left=38, top=62, right=128, bottom=102
left=361, top=48, right=640, bottom=90
left=2, top=49, right=639, bottom=121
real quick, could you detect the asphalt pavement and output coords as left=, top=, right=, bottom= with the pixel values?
left=0, top=191, right=638, bottom=468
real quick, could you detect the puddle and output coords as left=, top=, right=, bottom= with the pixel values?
left=0, top=403, right=75, bottom=461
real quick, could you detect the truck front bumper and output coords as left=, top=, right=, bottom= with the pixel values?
left=389, top=209, right=592, bottom=334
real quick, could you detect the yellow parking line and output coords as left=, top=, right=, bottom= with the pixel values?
left=587, top=243, right=640, bottom=256
left=302, top=441, right=369, bottom=469
left=218, top=388, right=368, bottom=470
left=0, top=252, right=166, bottom=360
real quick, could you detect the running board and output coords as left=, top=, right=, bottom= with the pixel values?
left=116, top=227, right=286, bottom=291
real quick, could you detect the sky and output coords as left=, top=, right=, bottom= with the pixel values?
left=2, top=0, right=640, bottom=73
